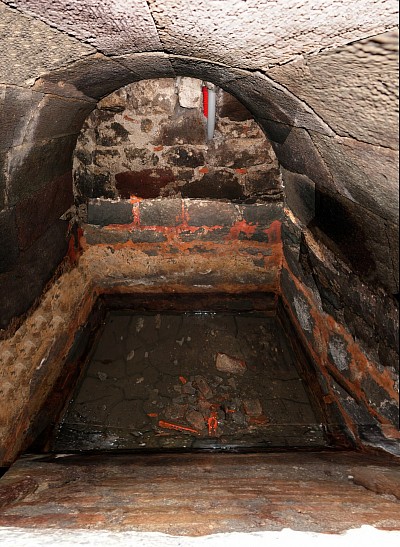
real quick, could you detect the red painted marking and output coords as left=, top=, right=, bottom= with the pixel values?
left=129, top=195, right=143, bottom=204
left=147, top=413, right=158, bottom=418
left=199, top=167, right=209, bottom=174
left=202, top=86, right=208, bottom=118
left=179, top=376, right=187, bottom=384
left=153, top=145, right=163, bottom=152
left=235, top=168, right=247, bottom=174
left=207, top=412, right=218, bottom=436
left=158, top=420, right=199, bottom=435
left=67, top=227, right=83, bottom=263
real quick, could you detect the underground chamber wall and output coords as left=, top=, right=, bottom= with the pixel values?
left=34, top=79, right=332, bottom=453
left=1, top=72, right=398, bottom=466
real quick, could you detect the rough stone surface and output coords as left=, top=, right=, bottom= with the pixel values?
left=281, top=213, right=399, bottom=453
left=0, top=168, right=5, bottom=210
left=223, top=73, right=334, bottom=137
left=0, top=208, right=19, bottom=273
left=23, top=95, right=95, bottom=143
left=310, top=133, right=399, bottom=225
left=0, top=453, right=400, bottom=539
left=33, top=54, right=135, bottom=101
left=139, top=199, right=183, bottom=226
left=241, top=203, right=283, bottom=226
left=0, top=220, right=68, bottom=331
left=87, top=199, right=133, bottom=226
left=15, top=173, right=74, bottom=251
left=0, top=86, right=44, bottom=151
left=7, top=136, right=77, bottom=206
left=148, top=0, right=398, bottom=70
left=268, top=30, right=399, bottom=149
left=186, top=201, right=239, bottom=227
left=282, top=168, right=315, bottom=226
left=216, top=353, right=247, bottom=375
left=4, top=0, right=163, bottom=56
left=74, top=79, right=281, bottom=202
left=311, top=187, right=398, bottom=294
left=270, top=127, right=334, bottom=189
left=282, top=213, right=399, bottom=369
left=115, top=168, right=176, bottom=199
left=0, top=3, right=95, bottom=86
left=180, top=171, right=245, bottom=201
left=84, top=198, right=282, bottom=246
left=114, top=52, right=175, bottom=80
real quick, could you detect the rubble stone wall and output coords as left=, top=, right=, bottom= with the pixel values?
left=74, top=78, right=281, bottom=203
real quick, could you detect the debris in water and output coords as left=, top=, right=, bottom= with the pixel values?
left=216, top=353, right=247, bottom=375
left=158, top=420, right=199, bottom=435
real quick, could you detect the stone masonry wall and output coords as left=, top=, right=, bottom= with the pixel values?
left=73, top=78, right=281, bottom=203
left=280, top=211, right=399, bottom=455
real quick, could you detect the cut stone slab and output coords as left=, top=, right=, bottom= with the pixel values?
left=216, top=353, right=247, bottom=375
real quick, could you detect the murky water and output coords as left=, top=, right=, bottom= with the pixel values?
left=53, top=311, right=327, bottom=451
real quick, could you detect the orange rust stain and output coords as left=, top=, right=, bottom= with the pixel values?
left=199, top=167, right=209, bottom=174
left=264, top=220, right=282, bottom=244
left=153, top=145, right=163, bottom=152
left=158, top=420, right=199, bottom=435
left=207, top=412, right=218, bottom=436
left=179, top=376, right=187, bottom=384
left=235, top=168, right=247, bottom=174
left=67, top=227, right=83, bottom=264
left=132, top=203, right=141, bottom=227
left=227, top=219, right=257, bottom=240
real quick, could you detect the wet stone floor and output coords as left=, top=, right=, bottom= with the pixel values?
left=53, top=312, right=327, bottom=451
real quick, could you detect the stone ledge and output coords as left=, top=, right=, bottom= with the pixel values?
left=87, top=199, right=133, bottom=226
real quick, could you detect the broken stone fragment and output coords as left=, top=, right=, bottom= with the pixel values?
left=231, top=411, right=248, bottom=426
left=186, top=410, right=206, bottom=431
left=164, top=404, right=187, bottom=421
left=243, top=399, right=263, bottom=417
left=182, top=382, right=196, bottom=395
left=216, top=353, right=247, bottom=375
left=194, top=376, right=213, bottom=399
